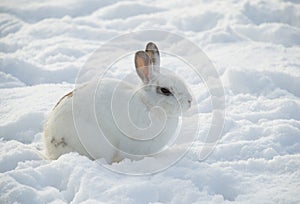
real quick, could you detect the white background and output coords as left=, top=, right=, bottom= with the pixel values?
left=0, top=0, right=300, bottom=203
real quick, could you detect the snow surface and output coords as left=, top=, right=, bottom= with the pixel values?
left=1, top=0, right=300, bottom=203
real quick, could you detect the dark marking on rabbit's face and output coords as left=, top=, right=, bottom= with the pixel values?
left=53, top=91, right=73, bottom=110
left=51, top=137, right=67, bottom=147
left=156, top=86, right=173, bottom=96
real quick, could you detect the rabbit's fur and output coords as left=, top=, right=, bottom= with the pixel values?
left=43, top=42, right=192, bottom=163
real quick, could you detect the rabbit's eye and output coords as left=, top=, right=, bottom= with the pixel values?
left=158, top=87, right=172, bottom=96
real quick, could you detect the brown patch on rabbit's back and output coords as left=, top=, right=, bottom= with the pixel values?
left=53, top=91, right=73, bottom=110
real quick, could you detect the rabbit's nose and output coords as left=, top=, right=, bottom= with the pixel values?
left=187, top=99, right=192, bottom=108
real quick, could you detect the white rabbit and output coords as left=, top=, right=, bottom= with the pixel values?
left=43, top=42, right=192, bottom=163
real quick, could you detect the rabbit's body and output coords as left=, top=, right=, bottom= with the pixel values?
left=44, top=88, right=89, bottom=160
left=44, top=42, right=192, bottom=163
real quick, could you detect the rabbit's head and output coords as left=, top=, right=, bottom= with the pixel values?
left=135, top=42, right=192, bottom=116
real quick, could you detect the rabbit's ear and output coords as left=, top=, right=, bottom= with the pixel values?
left=146, top=42, right=160, bottom=72
left=135, top=51, right=152, bottom=83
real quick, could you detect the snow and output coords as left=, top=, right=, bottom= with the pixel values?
left=1, top=0, right=300, bottom=203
